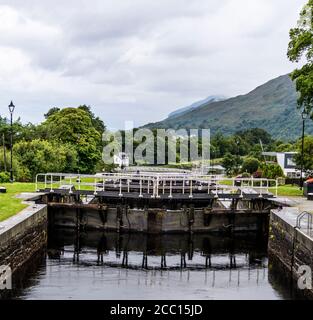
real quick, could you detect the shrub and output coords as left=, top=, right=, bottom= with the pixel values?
left=260, top=163, right=284, bottom=179
left=0, top=172, right=10, bottom=183
left=241, top=158, right=260, bottom=174
left=13, top=139, right=77, bottom=182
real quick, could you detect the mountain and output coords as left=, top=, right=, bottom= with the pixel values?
left=144, top=74, right=313, bottom=141
left=167, top=95, right=226, bottom=119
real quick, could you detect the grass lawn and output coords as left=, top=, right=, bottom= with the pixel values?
left=269, top=184, right=303, bottom=197
left=0, top=183, right=36, bottom=222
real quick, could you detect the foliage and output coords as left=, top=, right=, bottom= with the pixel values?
left=13, top=139, right=77, bottom=182
left=235, top=128, right=273, bottom=145
left=241, top=158, right=260, bottom=174
left=293, top=135, right=313, bottom=170
left=44, top=107, right=60, bottom=119
left=260, top=163, right=284, bottom=179
left=222, top=153, right=242, bottom=176
left=288, top=0, right=313, bottom=112
left=0, top=172, right=10, bottom=183
left=241, top=172, right=251, bottom=178
left=274, top=142, right=295, bottom=152
left=40, top=107, right=102, bottom=173
left=78, top=105, right=106, bottom=135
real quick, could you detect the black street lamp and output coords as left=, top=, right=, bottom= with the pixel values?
left=8, top=101, right=15, bottom=183
left=300, top=109, right=309, bottom=190
left=77, top=134, right=81, bottom=175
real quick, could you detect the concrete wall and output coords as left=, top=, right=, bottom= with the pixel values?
left=269, top=208, right=313, bottom=299
left=0, top=204, right=47, bottom=273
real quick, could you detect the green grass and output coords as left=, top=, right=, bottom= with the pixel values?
left=0, top=183, right=35, bottom=222
left=269, top=184, right=303, bottom=197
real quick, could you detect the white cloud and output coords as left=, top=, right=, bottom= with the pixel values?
left=0, top=0, right=306, bottom=129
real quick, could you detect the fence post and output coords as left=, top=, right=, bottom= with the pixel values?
left=35, top=174, right=39, bottom=192
left=169, top=178, right=173, bottom=198
left=94, top=177, right=97, bottom=195
left=139, top=177, right=143, bottom=198
left=189, top=178, right=193, bottom=198
left=156, top=176, right=160, bottom=198
left=119, top=178, right=123, bottom=197
left=163, top=179, right=165, bottom=195
left=50, top=174, right=54, bottom=193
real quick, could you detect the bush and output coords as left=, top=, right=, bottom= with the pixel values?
left=260, top=163, right=284, bottom=179
left=241, top=172, right=251, bottom=178
left=222, top=153, right=242, bottom=176
left=241, top=158, right=260, bottom=174
left=13, top=139, right=77, bottom=182
left=0, top=172, right=10, bottom=183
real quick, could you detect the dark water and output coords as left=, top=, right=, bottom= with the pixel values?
left=9, top=230, right=300, bottom=300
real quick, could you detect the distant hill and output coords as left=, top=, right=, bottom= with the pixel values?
left=167, top=95, right=226, bottom=119
left=144, top=74, right=313, bottom=141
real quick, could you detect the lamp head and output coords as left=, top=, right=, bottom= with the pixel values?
left=8, top=101, right=15, bottom=114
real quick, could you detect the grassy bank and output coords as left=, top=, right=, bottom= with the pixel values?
left=0, top=183, right=35, bottom=222
left=270, top=184, right=303, bottom=197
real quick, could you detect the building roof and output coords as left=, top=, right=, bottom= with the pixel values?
left=262, top=151, right=298, bottom=156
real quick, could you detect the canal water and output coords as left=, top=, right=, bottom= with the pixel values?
left=8, top=229, right=300, bottom=300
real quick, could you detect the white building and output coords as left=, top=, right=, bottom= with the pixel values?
left=262, top=152, right=301, bottom=178
left=113, top=152, right=130, bottom=168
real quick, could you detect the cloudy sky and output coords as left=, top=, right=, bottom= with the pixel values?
left=0, top=0, right=306, bottom=130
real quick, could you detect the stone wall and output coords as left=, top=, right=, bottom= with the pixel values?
left=0, top=204, right=47, bottom=273
left=268, top=209, right=313, bottom=299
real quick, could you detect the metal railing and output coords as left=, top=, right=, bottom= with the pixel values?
left=35, top=172, right=278, bottom=198
left=296, top=211, right=313, bottom=235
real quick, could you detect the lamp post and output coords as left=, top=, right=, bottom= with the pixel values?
left=300, top=109, right=308, bottom=190
left=8, top=101, right=15, bottom=183
left=77, top=134, right=81, bottom=175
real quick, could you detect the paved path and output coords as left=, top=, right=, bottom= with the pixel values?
left=286, top=196, right=313, bottom=213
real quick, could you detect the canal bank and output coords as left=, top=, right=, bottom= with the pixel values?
left=269, top=207, right=313, bottom=299
left=0, top=201, right=47, bottom=297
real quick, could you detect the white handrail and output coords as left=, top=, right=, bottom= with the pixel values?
left=35, top=172, right=278, bottom=198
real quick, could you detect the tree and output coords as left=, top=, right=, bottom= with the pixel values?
left=78, top=105, right=106, bottom=135
left=44, top=107, right=60, bottom=119
left=211, top=133, right=231, bottom=158
left=235, top=128, right=273, bottom=146
left=288, top=1, right=313, bottom=112
left=260, top=163, right=284, bottom=179
left=241, top=158, right=260, bottom=174
left=222, top=153, right=242, bottom=176
left=13, top=139, right=77, bottom=181
left=294, top=136, right=313, bottom=170
left=41, top=107, right=102, bottom=173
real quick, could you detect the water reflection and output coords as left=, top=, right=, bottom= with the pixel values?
left=47, top=229, right=268, bottom=271
left=5, top=230, right=300, bottom=300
